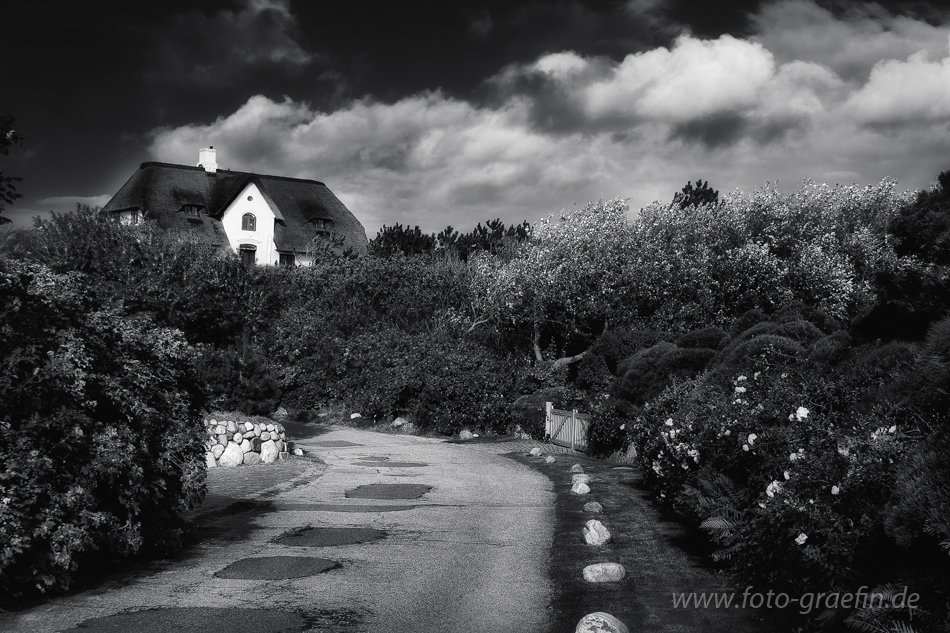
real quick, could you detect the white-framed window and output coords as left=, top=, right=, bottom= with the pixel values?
left=242, top=213, right=256, bottom=231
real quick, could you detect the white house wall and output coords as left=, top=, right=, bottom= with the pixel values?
left=221, top=182, right=279, bottom=265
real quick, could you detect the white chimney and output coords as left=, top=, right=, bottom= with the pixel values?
left=198, top=146, right=217, bottom=173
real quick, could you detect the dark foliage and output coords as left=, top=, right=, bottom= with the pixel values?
left=675, top=326, right=729, bottom=350
left=0, top=113, right=25, bottom=216
left=613, top=343, right=716, bottom=405
left=195, top=345, right=282, bottom=416
left=888, top=170, right=950, bottom=265
left=369, top=223, right=436, bottom=257
left=854, top=171, right=950, bottom=340
left=0, top=261, right=207, bottom=601
left=673, top=179, right=720, bottom=208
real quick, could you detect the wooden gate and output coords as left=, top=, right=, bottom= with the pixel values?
left=544, top=402, right=590, bottom=452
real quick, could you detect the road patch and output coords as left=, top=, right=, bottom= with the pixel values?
left=274, top=526, right=386, bottom=546
left=345, top=483, right=432, bottom=499
left=275, top=502, right=417, bottom=512
left=61, top=607, right=308, bottom=632
left=215, top=556, right=338, bottom=580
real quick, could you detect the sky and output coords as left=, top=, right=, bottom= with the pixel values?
left=3, top=0, right=950, bottom=235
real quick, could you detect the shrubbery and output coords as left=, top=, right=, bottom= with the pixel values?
left=0, top=260, right=206, bottom=601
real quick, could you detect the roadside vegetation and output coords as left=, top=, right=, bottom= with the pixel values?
left=2, top=169, right=949, bottom=631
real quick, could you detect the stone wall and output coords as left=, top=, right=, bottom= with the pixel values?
left=205, top=417, right=290, bottom=468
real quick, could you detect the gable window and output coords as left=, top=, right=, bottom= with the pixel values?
left=239, top=244, right=257, bottom=266
left=242, top=213, right=256, bottom=231
left=278, top=252, right=295, bottom=267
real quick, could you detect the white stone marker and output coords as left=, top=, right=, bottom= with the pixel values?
left=576, top=612, right=629, bottom=633
left=583, top=562, right=626, bottom=582
left=571, top=481, right=591, bottom=495
left=582, top=519, right=611, bottom=545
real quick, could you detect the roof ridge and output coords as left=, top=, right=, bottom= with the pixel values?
left=138, top=161, right=327, bottom=187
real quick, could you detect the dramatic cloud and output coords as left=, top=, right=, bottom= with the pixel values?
left=751, top=0, right=950, bottom=81
left=147, top=0, right=316, bottom=88
left=148, top=1, right=950, bottom=235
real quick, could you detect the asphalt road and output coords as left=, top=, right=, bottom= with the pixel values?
left=0, top=426, right=555, bottom=633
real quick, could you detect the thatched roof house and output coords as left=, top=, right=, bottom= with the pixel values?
left=102, top=148, right=367, bottom=265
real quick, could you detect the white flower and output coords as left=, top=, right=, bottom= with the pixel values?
left=619, top=424, right=625, bottom=430
left=795, top=533, right=808, bottom=545
left=747, top=433, right=757, bottom=446
left=784, top=471, right=790, bottom=480
left=753, top=372, right=761, bottom=380
left=665, top=418, right=674, bottom=426
left=781, top=373, right=788, bottom=379
left=796, top=407, right=809, bottom=420
left=766, top=481, right=783, bottom=497
left=789, top=453, right=798, bottom=462
left=888, top=425, right=897, bottom=434
left=736, top=375, right=747, bottom=382
left=735, top=386, right=747, bottom=393
left=724, top=429, right=731, bottom=436
left=831, top=485, right=840, bottom=495
left=742, top=444, right=750, bottom=452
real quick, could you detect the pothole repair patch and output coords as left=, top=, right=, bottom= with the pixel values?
left=352, top=461, right=428, bottom=468
left=62, top=607, right=307, bottom=632
left=276, top=502, right=417, bottom=512
left=345, top=483, right=433, bottom=499
left=214, top=556, right=339, bottom=580
left=274, top=526, right=386, bottom=547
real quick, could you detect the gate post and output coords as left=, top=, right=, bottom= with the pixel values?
left=545, top=402, right=553, bottom=438
left=571, top=409, right=577, bottom=451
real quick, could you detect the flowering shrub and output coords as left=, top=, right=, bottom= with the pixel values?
left=0, top=261, right=206, bottom=601
left=622, top=309, right=950, bottom=628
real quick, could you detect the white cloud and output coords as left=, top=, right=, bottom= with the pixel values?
left=751, top=0, right=950, bottom=80
left=843, top=46, right=950, bottom=124
left=147, top=2, right=950, bottom=235
left=585, top=35, right=775, bottom=121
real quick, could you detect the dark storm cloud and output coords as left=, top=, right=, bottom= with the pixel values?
left=668, top=113, right=750, bottom=148
left=144, top=0, right=317, bottom=90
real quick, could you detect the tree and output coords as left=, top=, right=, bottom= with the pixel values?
left=673, top=179, right=719, bottom=208
left=369, top=223, right=436, bottom=256
left=0, top=113, right=25, bottom=218
left=469, top=199, right=638, bottom=365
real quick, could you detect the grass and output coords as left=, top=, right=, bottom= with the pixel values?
left=512, top=450, right=777, bottom=633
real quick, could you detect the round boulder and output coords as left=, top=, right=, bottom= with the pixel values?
left=219, top=442, right=244, bottom=467
left=571, top=463, right=585, bottom=473
left=583, top=501, right=604, bottom=514
left=576, top=612, right=629, bottom=633
left=583, top=562, right=626, bottom=583
left=582, top=519, right=611, bottom=545
left=571, top=482, right=591, bottom=495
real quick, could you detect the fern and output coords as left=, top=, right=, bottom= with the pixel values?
left=700, top=515, right=734, bottom=539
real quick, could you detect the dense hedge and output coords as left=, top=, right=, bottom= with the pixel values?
left=0, top=260, right=206, bottom=601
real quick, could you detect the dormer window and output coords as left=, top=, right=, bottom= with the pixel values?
left=242, top=213, right=256, bottom=231
left=308, top=218, right=333, bottom=233
left=179, top=204, right=204, bottom=223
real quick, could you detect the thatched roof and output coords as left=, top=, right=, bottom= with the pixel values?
left=102, top=162, right=367, bottom=254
